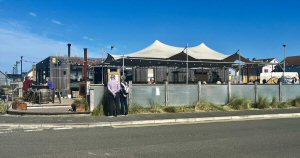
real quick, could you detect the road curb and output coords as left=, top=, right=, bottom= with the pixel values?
left=1, top=113, right=300, bottom=129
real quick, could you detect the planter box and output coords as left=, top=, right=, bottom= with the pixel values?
left=71, top=103, right=86, bottom=112
left=12, top=101, right=27, bottom=110
left=76, top=104, right=86, bottom=112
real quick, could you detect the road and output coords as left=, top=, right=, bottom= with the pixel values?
left=1, top=118, right=300, bottom=158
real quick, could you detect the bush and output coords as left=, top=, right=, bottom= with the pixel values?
left=149, top=105, right=164, bottom=113
left=72, top=97, right=89, bottom=111
left=256, top=96, right=271, bottom=109
left=92, top=104, right=104, bottom=116
left=129, top=104, right=148, bottom=114
left=0, top=101, right=8, bottom=114
left=270, top=97, right=279, bottom=108
left=278, top=102, right=290, bottom=108
left=227, top=97, right=251, bottom=110
left=196, top=101, right=225, bottom=112
left=163, top=106, right=177, bottom=113
left=292, top=97, right=300, bottom=107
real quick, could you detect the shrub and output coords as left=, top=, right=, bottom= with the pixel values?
left=149, top=105, right=164, bottom=113
left=196, top=101, right=225, bottom=112
left=92, top=104, right=104, bottom=116
left=129, top=104, right=148, bottom=114
left=270, top=97, right=279, bottom=108
left=0, top=101, right=8, bottom=114
left=72, top=97, right=89, bottom=111
left=163, top=106, right=177, bottom=113
left=292, top=97, right=300, bottom=107
left=177, top=105, right=196, bottom=113
left=278, top=102, right=290, bottom=109
left=227, top=97, right=251, bottom=110
left=256, top=96, right=271, bottom=109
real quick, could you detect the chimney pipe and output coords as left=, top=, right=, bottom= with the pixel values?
left=83, top=48, right=88, bottom=83
left=67, top=43, right=71, bottom=57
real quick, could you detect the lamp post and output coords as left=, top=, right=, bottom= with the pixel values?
left=21, top=56, right=23, bottom=79
left=282, top=44, right=286, bottom=81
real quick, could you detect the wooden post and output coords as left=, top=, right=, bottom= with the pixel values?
left=128, top=81, right=132, bottom=105
left=165, top=81, right=168, bottom=106
left=255, top=81, right=258, bottom=104
left=90, top=89, right=95, bottom=111
left=228, top=82, right=231, bottom=103
left=198, top=81, right=201, bottom=103
left=279, top=82, right=282, bottom=102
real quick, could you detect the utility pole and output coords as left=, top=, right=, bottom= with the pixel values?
left=21, top=56, right=23, bottom=79
left=15, top=61, right=20, bottom=75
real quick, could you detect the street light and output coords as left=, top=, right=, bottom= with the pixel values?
left=282, top=44, right=286, bottom=81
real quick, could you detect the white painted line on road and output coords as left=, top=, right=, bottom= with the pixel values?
left=24, top=129, right=44, bottom=132
left=53, top=127, right=73, bottom=130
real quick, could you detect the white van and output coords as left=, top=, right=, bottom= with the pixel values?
left=260, top=72, right=299, bottom=84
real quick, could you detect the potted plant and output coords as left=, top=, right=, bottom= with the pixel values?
left=71, top=97, right=88, bottom=112
left=12, top=97, right=27, bottom=110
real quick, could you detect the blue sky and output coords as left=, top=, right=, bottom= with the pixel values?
left=1, top=0, right=300, bottom=72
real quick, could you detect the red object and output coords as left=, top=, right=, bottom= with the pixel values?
left=22, top=79, right=32, bottom=91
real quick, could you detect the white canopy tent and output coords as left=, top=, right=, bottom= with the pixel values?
left=110, top=40, right=229, bottom=61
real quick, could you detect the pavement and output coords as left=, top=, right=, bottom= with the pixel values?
left=7, top=98, right=90, bottom=115
left=1, top=108, right=300, bottom=129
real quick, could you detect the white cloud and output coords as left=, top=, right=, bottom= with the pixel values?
left=83, top=36, right=93, bottom=41
left=29, top=12, right=37, bottom=17
left=0, top=27, right=87, bottom=72
left=51, top=19, right=63, bottom=25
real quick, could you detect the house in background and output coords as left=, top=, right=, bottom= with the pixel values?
left=243, top=58, right=279, bottom=82
left=284, top=56, right=300, bottom=75
left=6, top=74, right=22, bottom=83
left=0, top=71, right=11, bottom=86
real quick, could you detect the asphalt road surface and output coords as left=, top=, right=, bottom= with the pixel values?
left=1, top=118, right=300, bottom=158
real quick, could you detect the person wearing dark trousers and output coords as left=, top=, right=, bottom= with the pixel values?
left=46, top=77, right=55, bottom=103
left=120, top=76, right=129, bottom=116
left=107, top=74, right=121, bottom=117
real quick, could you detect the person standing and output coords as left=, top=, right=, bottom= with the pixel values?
left=120, top=76, right=129, bottom=116
left=22, top=76, right=32, bottom=92
left=107, top=74, right=121, bottom=117
left=46, top=77, right=55, bottom=103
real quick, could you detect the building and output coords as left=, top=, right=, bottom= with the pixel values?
left=242, top=58, right=279, bottom=82
left=284, top=56, right=300, bottom=74
left=0, top=71, right=11, bottom=86
left=35, top=56, right=102, bottom=97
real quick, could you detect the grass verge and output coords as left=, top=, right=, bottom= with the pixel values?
left=91, top=96, right=300, bottom=116
left=227, top=97, right=252, bottom=110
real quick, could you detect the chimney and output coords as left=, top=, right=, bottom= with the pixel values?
left=67, top=43, right=71, bottom=57
left=83, top=48, right=88, bottom=83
